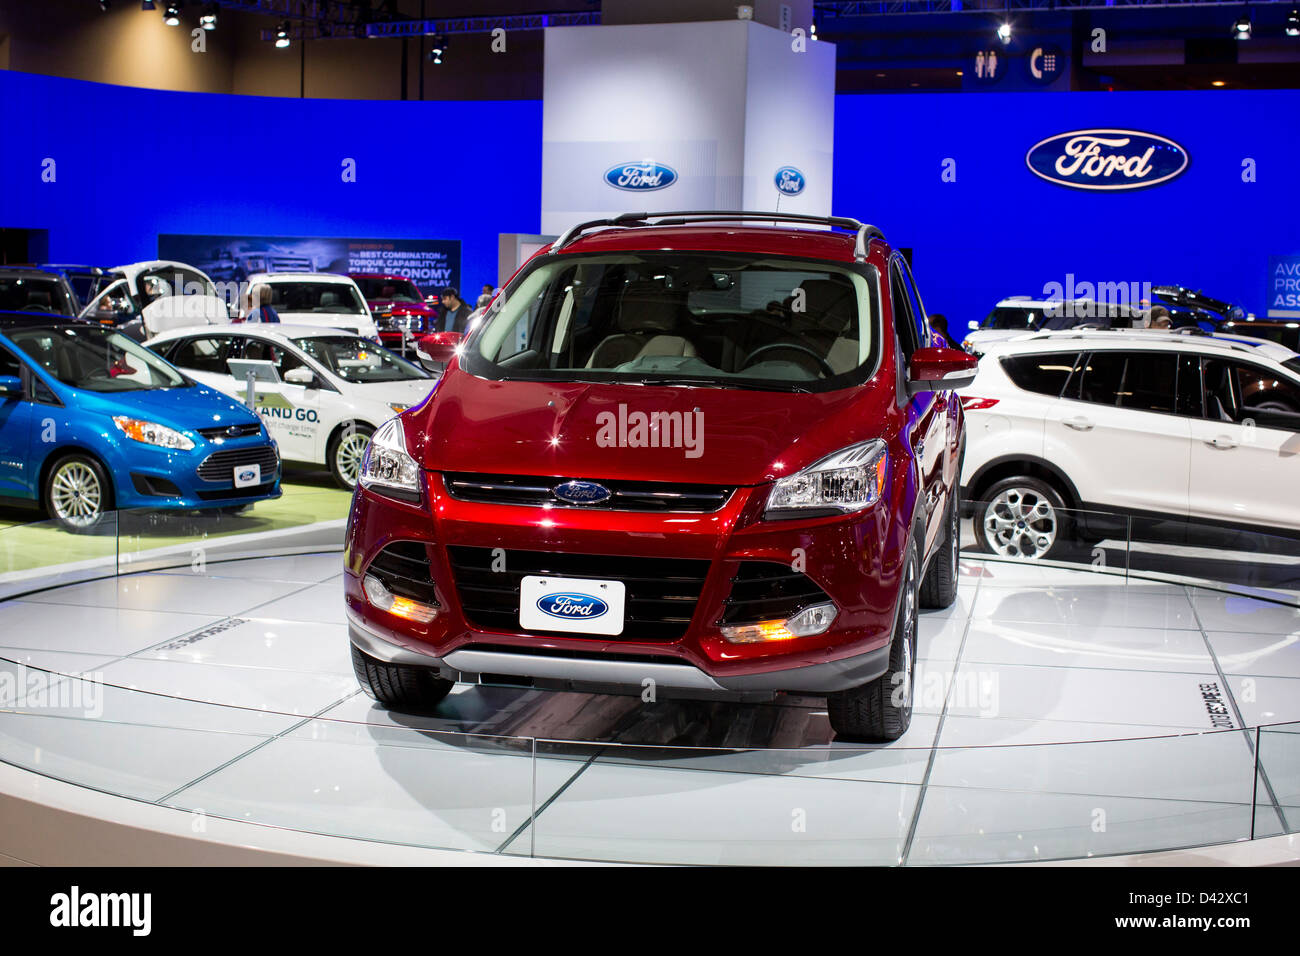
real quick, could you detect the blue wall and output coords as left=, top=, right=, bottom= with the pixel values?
left=832, top=90, right=1300, bottom=325
left=3, top=71, right=1297, bottom=327
left=0, top=70, right=543, bottom=295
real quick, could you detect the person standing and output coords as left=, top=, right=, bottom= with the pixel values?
left=246, top=284, right=280, bottom=324
left=439, top=286, right=473, bottom=334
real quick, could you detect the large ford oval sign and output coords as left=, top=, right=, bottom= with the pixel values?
left=1025, top=130, right=1189, bottom=191
left=774, top=166, right=806, bottom=196
left=537, top=593, right=610, bottom=620
left=604, top=161, right=677, bottom=191
left=553, top=480, right=612, bottom=505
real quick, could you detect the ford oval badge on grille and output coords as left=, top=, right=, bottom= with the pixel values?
left=553, top=480, right=612, bottom=505
left=604, top=161, right=678, bottom=191
left=537, top=593, right=609, bottom=620
left=1025, top=129, right=1189, bottom=191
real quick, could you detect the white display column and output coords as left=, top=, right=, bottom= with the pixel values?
left=540, top=20, right=835, bottom=235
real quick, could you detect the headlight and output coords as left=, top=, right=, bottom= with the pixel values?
left=359, top=417, right=420, bottom=500
left=766, top=439, right=888, bottom=517
left=112, top=416, right=195, bottom=451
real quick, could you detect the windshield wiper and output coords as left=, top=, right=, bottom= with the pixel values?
left=633, top=376, right=812, bottom=394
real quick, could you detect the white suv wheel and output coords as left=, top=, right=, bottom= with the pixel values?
left=982, top=485, right=1059, bottom=559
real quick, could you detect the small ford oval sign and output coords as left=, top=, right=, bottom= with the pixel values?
left=604, top=161, right=677, bottom=191
left=553, top=480, right=612, bottom=505
left=538, top=593, right=609, bottom=620
left=774, top=166, right=806, bottom=196
left=1025, top=130, right=1189, bottom=191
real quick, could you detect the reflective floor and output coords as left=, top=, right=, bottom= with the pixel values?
left=1, top=553, right=1297, bottom=864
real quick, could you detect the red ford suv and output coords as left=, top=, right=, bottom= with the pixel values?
left=344, top=212, right=976, bottom=740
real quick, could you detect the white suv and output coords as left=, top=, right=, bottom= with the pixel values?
left=241, top=272, right=379, bottom=340
left=959, top=329, right=1300, bottom=558
left=962, top=296, right=1143, bottom=354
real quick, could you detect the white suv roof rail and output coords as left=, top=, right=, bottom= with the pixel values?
left=1003, top=327, right=1297, bottom=360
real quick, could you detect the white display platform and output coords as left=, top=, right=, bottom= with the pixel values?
left=0, top=553, right=1297, bottom=865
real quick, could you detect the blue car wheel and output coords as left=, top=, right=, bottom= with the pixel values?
left=44, top=453, right=112, bottom=534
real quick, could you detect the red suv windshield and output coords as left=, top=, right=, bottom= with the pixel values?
left=464, top=251, right=880, bottom=393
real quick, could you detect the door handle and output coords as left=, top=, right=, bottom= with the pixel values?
left=1204, top=435, right=1238, bottom=450
left=1062, top=417, right=1094, bottom=431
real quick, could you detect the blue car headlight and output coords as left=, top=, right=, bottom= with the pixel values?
left=113, top=416, right=195, bottom=451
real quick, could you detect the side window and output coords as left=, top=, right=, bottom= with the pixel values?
left=86, top=280, right=136, bottom=321
left=1204, top=358, right=1300, bottom=427
left=0, top=344, right=23, bottom=381
left=898, top=259, right=930, bottom=347
left=889, top=261, right=919, bottom=357
left=1000, top=352, right=1079, bottom=397
left=1174, top=354, right=1203, bottom=418
left=167, top=336, right=230, bottom=375
left=240, top=338, right=307, bottom=377
left=1073, top=351, right=1178, bottom=413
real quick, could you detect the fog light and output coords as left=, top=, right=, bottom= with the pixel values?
left=363, top=574, right=439, bottom=623
left=720, top=602, right=838, bottom=644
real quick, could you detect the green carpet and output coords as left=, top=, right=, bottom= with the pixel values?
left=0, top=474, right=353, bottom=576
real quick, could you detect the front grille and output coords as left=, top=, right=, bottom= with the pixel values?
left=197, top=423, right=262, bottom=440
left=367, top=541, right=438, bottom=604
left=719, top=562, right=833, bottom=625
left=196, top=444, right=280, bottom=483
left=444, top=473, right=734, bottom=513
left=446, top=546, right=710, bottom=642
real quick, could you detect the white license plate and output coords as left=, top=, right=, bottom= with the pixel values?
left=233, top=463, right=261, bottom=488
left=519, top=575, right=626, bottom=636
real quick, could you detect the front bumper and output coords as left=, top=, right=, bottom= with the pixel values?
left=112, top=438, right=283, bottom=510
left=344, top=471, right=907, bottom=696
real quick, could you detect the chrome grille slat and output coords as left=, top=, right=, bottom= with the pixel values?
left=443, top=473, right=734, bottom=513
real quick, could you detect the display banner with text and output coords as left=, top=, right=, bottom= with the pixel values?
left=158, top=235, right=460, bottom=295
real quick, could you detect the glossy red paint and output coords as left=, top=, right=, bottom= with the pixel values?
left=345, top=222, right=965, bottom=689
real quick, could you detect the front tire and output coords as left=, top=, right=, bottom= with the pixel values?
left=827, top=538, right=919, bottom=741
left=328, top=423, right=374, bottom=490
left=977, top=476, right=1066, bottom=561
left=351, top=644, right=454, bottom=711
left=44, top=453, right=112, bottom=534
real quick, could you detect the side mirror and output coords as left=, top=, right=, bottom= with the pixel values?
left=0, top=375, right=22, bottom=397
left=907, top=346, right=978, bottom=395
left=283, top=367, right=315, bottom=387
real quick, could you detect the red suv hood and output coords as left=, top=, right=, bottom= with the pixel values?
left=413, top=371, right=886, bottom=486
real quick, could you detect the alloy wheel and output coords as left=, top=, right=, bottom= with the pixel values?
left=983, top=487, right=1057, bottom=559
left=50, top=461, right=103, bottom=528
left=336, top=431, right=371, bottom=487
left=898, top=556, right=918, bottom=710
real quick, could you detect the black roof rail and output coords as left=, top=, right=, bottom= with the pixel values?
left=552, top=211, right=886, bottom=262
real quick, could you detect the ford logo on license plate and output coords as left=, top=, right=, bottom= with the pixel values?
left=537, top=593, right=609, bottom=620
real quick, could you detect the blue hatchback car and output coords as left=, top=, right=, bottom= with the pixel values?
left=0, top=313, right=280, bottom=531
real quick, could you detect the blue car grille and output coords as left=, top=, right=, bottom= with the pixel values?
left=196, top=444, right=280, bottom=483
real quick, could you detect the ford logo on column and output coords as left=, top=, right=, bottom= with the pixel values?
left=774, top=166, right=806, bottom=196
left=604, top=161, right=678, bottom=191
left=1025, top=130, right=1189, bottom=191
left=538, top=593, right=610, bottom=620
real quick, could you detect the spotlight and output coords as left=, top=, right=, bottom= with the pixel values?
left=997, top=21, right=1012, bottom=44
left=1287, top=8, right=1299, bottom=35
left=163, top=3, right=180, bottom=26
left=428, top=34, right=447, bottom=64
left=1232, top=14, right=1252, bottom=40
left=199, top=3, right=217, bottom=30
left=98, top=0, right=111, bottom=11
left=275, top=20, right=291, bottom=48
